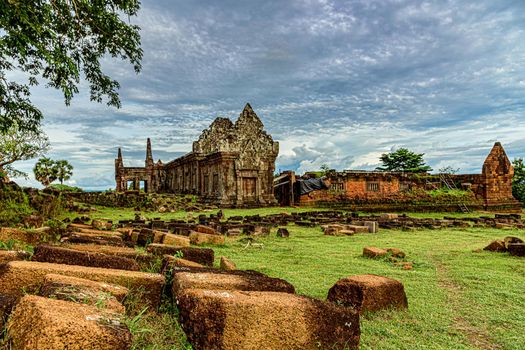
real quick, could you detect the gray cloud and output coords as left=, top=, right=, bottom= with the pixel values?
left=11, top=0, right=525, bottom=189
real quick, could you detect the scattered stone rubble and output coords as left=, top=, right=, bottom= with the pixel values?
left=484, top=236, right=525, bottom=257
left=1, top=208, right=520, bottom=348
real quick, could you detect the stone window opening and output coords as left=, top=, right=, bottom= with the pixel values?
left=330, top=182, right=344, bottom=191
left=367, top=182, right=379, bottom=192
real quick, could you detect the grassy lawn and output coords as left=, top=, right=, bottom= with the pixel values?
left=68, top=204, right=502, bottom=222
left=62, top=206, right=525, bottom=349
left=210, top=225, right=524, bottom=350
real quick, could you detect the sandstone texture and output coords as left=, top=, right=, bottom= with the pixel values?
left=178, top=289, right=360, bottom=350
left=0, top=261, right=164, bottom=308
left=327, top=274, right=408, bottom=313
left=32, top=244, right=140, bottom=271
left=8, top=295, right=132, bottom=350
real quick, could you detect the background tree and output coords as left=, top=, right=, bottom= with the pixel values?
left=55, top=159, right=74, bottom=184
left=376, top=148, right=433, bottom=172
left=33, top=157, right=58, bottom=187
left=0, top=123, right=49, bottom=181
left=512, top=158, right=525, bottom=204
left=438, top=166, right=460, bottom=175
left=0, top=0, right=143, bottom=133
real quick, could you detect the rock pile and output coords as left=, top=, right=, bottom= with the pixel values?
left=484, top=236, right=525, bottom=257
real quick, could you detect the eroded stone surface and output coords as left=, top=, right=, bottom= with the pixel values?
left=32, top=244, right=140, bottom=271
left=327, top=274, right=408, bottom=313
left=178, top=289, right=360, bottom=350
left=0, top=261, right=164, bottom=308
left=172, top=270, right=295, bottom=298
left=8, top=295, right=132, bottom=350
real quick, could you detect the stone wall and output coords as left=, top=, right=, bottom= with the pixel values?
left=276, top=142, right=522, bottom=212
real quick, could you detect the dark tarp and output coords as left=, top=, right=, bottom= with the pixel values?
left=295, top=177, right=329, bottom=195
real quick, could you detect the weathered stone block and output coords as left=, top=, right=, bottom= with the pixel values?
left=61, top=232, right=124, bottom=246
left=40, top=274, right=127, bottom=313
left=195, top=225, right=218, bottom=235
left=189, top=231, right=225, bottom=245
left=508, top=243, right=525, bottom=257
left=386, top=248, right=406, bottom=258
left=62, top=244, right=155, bottom=265
left=347, top=225, right=369, bottom=234
left=146, top=244, right=214, bottom=266
left=172, top=270, right=295, bottom=298
left=32, top=244, right=140, bottom=271
left=504, top=236, right=524, bottom=249
left=483, top=240, right=506, bottom=252
left=363, top=221, right=379, bottom=233
left=220, top=256, right=236, bottom=270
left=0, top=261, right=164, bottom=308
left=161, top=255, right=204, bottom=272
left=327, top=274, right=408, bottom=313
left=8, top=295, right=132, bottom=350
left=0, top=251, right=30, bottom=265
left=162, top=233, right=190, bottom=247
left=178, top=289, right=360, bottom=350
left=276, top=227, right=290, bottom=237
left=363, top=247, right=388, bottom=258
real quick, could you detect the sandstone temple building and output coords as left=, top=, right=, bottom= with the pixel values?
left=115, top=104, right=279, bottom=207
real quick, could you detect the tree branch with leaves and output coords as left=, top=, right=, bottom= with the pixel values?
left=0, top=0, right=143, bottom=133
left=0, top=123, right=49, bottom=181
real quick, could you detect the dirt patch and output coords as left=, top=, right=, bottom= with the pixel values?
left=433, top=259, right=501, bottom=350
left=7, top=295, right=131, bottom=350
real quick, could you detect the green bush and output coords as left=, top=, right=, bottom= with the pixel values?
left=48, top=184, right=83, bottom=192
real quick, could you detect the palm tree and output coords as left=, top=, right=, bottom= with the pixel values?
left=33, top=157, right=58, bottom=187
left=55, top=160, right=74, bottom=184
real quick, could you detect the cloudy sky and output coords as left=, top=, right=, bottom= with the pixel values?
left=12, top=0, right=525, bottom=190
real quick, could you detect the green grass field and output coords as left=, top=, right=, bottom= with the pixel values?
left=66, top=206, right=525, bottom=349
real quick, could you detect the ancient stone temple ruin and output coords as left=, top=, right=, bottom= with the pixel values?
left=274, top=142, right=521, bottom=212
left=115, top=104, right=279, bottom=207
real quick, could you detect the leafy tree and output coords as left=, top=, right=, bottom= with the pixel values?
left=55, top=159, right=73, bottom=184
left=33, top=157, right=58, bottom=187
left=0, top=0, right=143, bottom=133
left=376, top=148, right=433, bottom=173
left=0, top=123, right=49, bottom=181
left=512, top=158, right=525, bottom=203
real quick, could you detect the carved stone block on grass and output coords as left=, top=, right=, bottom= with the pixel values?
left=327, top=274, right=408, bottom=313
left=146, top=244, right=214, bottom=266
left=189, top=231, right=225, bottom=246
left=162, top=233, right=190, bottom=247
left=8, top=295, right=131, bottom=350
left=362, top=247, right=388, bottom=258
left=39, top=274, right=128, bottom=313
left=178, top=290, right=360, bottom=350
left=508, top=243, right=525, bottom=257
left=32, top=244, right=140, bottom=271
left=0, top=261, right=164, bottom=308
left=0, top=251, right=30, bottom=265
left=172, top=270, right=295, bottom=299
